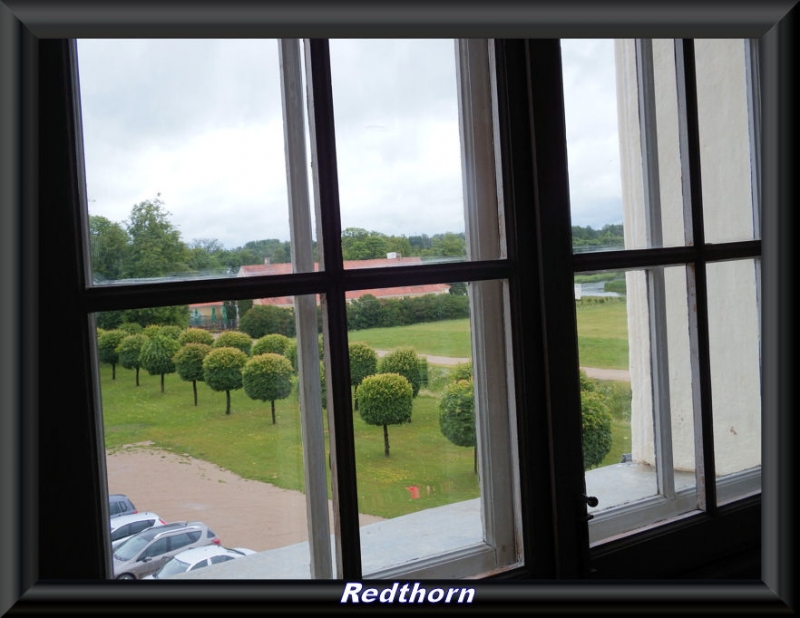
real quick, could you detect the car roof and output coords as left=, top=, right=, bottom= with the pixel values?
left=109, top=494, right=132, bottom=501
left=168, top=545, right=238, bottom=563
left=109, top=511, right=161, bottom=524
left=135, top=521, right=192, bottom=539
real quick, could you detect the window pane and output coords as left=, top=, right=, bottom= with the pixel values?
left=695, top=40, right=759, bottom=244
left=78, top=40, right=299, bottom=286
left=584, top=268, right=700, bottom=544
left=343, top=280, right=520, bottom=577
left=329, top=40, right=468, bottom=266
left=561, top=40, right=627, bottom=253
left=707, top=259, right=761, bottom=503
left=95, top=299, right=322, bottom=578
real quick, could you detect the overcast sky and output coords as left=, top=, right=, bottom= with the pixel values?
left=76, top=38, right=623, bottom=250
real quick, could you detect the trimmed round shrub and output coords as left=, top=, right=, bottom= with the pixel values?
left=213, top=330, right=253, bottom=356
left=203, top=346, right=249, bottom=415
left=377, top=346, right=422, bottom=397
left=439, top=378, right=476, bottom=448
left=178, top=327, right=214, bottom=346
left=358, top=372, right=413, bottom=457
left=251, top=333, right=291, bottom=357
left=581, top=390, right=613, bottom=469
left=349, top=342, right=378, bottom=388
left=242, top=352, right=295, bottom=424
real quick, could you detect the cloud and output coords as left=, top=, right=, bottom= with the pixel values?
left=78, top=38, right=622, bottom=249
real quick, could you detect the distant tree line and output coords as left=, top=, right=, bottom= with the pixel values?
left=571, top=223, right=624, bottom=251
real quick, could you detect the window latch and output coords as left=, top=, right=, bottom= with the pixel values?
left=584, top=495, right=599, bottom=521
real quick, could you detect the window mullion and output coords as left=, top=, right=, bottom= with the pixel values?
left=635, top=39, right=676, bottom=500
left=278, top=38, right=332, bottom=579
left=303, top=38, right=362, bottom=579
left=674, top=39, right=717, bottom=514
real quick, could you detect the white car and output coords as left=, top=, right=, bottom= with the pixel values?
left=109, top=511, right=166, bottom=549
left=143, top=545, right=257, bottom=579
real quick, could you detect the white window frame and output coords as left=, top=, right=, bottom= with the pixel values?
left=579, top=38, right=763, bottom=545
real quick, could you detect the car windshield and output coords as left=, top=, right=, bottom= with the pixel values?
left=113, top=535, right=151, bottom=562
left=153, top=557, right=191, bottom=578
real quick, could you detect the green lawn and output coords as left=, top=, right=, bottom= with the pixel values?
left=101, top=303, right=631, bottom=519
left=101, top=363, right=477, bottom=520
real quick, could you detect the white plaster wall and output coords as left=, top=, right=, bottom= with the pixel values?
left=615, top=39, right=761, bottom=477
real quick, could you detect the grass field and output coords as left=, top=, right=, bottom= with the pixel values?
left=100, top=297, right=631, bottom=519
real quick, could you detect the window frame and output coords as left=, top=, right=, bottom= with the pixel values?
left=3, top=2, right=792, bottom=611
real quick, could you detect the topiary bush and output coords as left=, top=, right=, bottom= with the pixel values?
left=251, top=333, right=291, bottom=357
left=439, top=378, right=477, bottom=473
left=377, top=346, right=422, bottom=398
left=213, top=330, right=253, bottom=356
left=357, top=373, right=413, bottom=457
left=242, top=352, right=295, bottom=424
left=202, top=346, right=249, bottom=415
left=579, top=371, right=614, bottom=469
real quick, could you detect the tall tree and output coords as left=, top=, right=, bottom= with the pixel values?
left=88, top=215, right=130, bottom=281
left=125, top=198, right=190, bottom=278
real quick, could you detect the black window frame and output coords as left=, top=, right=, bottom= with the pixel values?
left=1, top=2, right=794, bottom=614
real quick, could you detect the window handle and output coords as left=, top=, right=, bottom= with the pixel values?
left=584, top=495, right=599, bottom=522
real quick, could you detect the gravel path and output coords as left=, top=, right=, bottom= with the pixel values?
left=105, top=443, right=382, bottom=553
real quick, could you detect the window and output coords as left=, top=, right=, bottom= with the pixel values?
left=5, top=4, right=792, bottom=612
left=78, top=38, right=522, bottom=580
left=562, top=39, right=762, bottom=545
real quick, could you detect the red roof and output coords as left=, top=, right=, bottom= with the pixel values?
left=190, top=257, right=450, bottom=311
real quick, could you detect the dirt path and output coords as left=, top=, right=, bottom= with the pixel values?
left=377, top=349, right=630, bottom=380
left=105, top=443, right=382, bottom=553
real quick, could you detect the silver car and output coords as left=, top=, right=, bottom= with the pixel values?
left=143, top=545, right=256, bottom=579
left=112, top=521, right=220, bottom=579
left=109, top=511, right=166, bottom=550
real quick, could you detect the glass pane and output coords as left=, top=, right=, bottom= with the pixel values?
left=707, top=259, right=761, bottom=503
left=95, top=297, right=319, bottom=579
left=561, top=39, right=627, bottom=253
left=329, top=40, right=468, bottom=266
left=344, top=282, right=485, bottom=576
left=695, top=40, right=759, bottom=244
left=78, top=40, right=299, bottom=286
left=583, top=267, right=699, bottom=543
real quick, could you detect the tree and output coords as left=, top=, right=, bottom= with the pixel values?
left=238, top=304, right=296, bottom=339
left=213, top=330, right=253, bottom=356
left=357, top=373, right=413, bottom=457
left=139, top=334, right=180, bottom=393
left=451, top=361, right=473, bottom=382
left=178, top=327, right=214, bottom=346
left=251, top=333, right=291, bottom=357
left=88, top=215, right=130, bottom=281
left=203, top=347, right=248, bottom=415
left=173, top=343, right=212, bottom=406
left=579, top=370, right=614, bottom=469
left=348, top=342, right=378, bottom=410
left=242, top=353, right=295, bottom=424
left=377, top=346, right=422, bottom=397
left=125, top=198, right=190, bottom=278
left=439, top=378, right=477, bottom=473
left=97, top=329, right=126, bottom=380
left=115, top=334, right=147, bottom=386
left=120, top=305, right=190, bottom=328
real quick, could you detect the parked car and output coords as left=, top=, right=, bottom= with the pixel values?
left=109, top=511, right=166, bottom=549
left=142, top=545, right=257, bottom=579
left=108, top=493, right=137, bottom=518
left=112, top=521, right=220, bottom=579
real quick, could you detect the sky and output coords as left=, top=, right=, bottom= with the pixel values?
left=76, top=38, right=623, bottom=250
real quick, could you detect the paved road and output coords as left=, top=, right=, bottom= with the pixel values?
left=376, top=349, right=630, bottom=381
